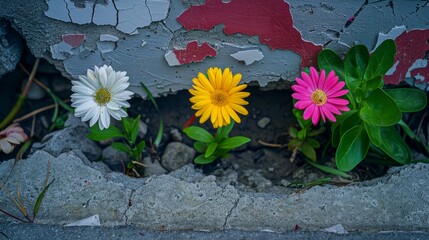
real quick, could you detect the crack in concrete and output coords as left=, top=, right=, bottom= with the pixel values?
left=63, top=0, right=72, bottom=22
left=111, top=0, right=119, bottom=27
left=344, top=0, right=368, bottom=28
left=90, top=0, right=96, bottom=23
left=124, top=189, right=136, bottom=224
left=222, top=188, right=240, bottom=230
left=145, top=0, right=153, bottom=22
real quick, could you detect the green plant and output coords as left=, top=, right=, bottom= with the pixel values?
left=288, top=109, right=325, bottom=162
left=318, top=39, right=427, bottom=171
left=88, top=115, right=146, bottom=170
left=183, top=121, right=250, bottom=164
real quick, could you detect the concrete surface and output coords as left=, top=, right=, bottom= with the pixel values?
left=1, top=222, right=429, bottom=240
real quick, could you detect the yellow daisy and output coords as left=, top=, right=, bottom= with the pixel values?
left=189, top=67, right=250, bottom=128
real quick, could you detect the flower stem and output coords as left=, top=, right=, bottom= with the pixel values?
left=0, top=59, right=40, bottom=130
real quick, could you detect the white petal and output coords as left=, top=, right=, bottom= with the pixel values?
left=118, top=109, right=128, bottom=118
left=108, top=109, right=122, bottom=120
left=107, top=101, right=121, bottom=110
left=100, top=107, right=111, bottom=129
left=89, top=107, right=101, bottom=127
left=112, top=99, right=130, bottom=108
left=87, top=69, right=97, bottom=82
left=81, top=105, right=97, bottom=122
left=78, top=75, right=97, bottom=91
left=7, top=133, right=25, bottom=144
left=0, top=140, right=13, bottom=154
left=72, top=85, right=94, bottom=95
left=75, top=101, right=96, bottom=114
left=111, top=82, right=130, bottom=94
left=98, top=66, right=108, bottom=87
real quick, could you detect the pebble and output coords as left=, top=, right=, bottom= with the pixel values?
left=51, top=77, right=71, bottom=92
left=161, top=142, right=196, bottom=171
left=268, top=167, right=274, bottom=172
left=101, top=146, right=130, bottom=172
left=21, top=78, right=46, bottom=100
left=138, top=120, right=148, bottom=139
left=143, top=156, right=167, bottom=177
left=169, top=128, right=182, bottom=142
left=257, top=117, right=271, bottom=129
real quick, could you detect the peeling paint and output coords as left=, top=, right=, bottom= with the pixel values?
left=374, top=25, right=406, bottom=50
left=50, top=41, right=73, bottom=60
left=100, top=34, right=119, bottom=42
left=44, top=0, right=170, bottom=35
left=230, top=49, right=264, bottom=65
left=62, top=34, right=85, bottom=47
left=164, top=41, right=217, bottom=66
left=384, top=29, right=429, bottom=85
left=96, top=41, right=116, bottom=53
left=176, top=0, right=322, bottom=66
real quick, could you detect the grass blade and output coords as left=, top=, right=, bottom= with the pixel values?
left=154, top=119, right=163, bottom=147
left=140, top=82, right=159, bottom=110
left=306, top=160, right=351, bottom=178
left=33, top=179, right=54, bottom=220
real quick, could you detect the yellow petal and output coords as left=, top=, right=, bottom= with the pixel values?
left=191, top=100, right=210, bottom=109
left=190, top=95, right=210, bottom=103
left=228, top=84, right=247, bottom=95
left=222, top=70, right=233, bottom=91
left=230, top=103, right=249, bottom=115
left=208, top=68, right=216, bottom=87
left=225, top=105, right=241, bottom=123
left=217, top=108, right=223, bottom=127
left=200, top=105, right=214, bottom=123
left=192, top=85, right=212, bottom=95
left=230, top=73, right=242, bottom=88
left=230, top=91, right=250, bottom=99
left=221, top=107, right=231, bottom=124
left=192, top=78, right=204, bottom=88
left=198, top=73, right=214, bottom=92
left=195, top=105, right=208, bottom=116
left=211, top=106, right=219, bottom=125
left=229, top=97, right=249, bottom=105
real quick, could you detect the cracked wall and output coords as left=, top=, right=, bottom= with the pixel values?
left=0, top=0, right=428, bottom=97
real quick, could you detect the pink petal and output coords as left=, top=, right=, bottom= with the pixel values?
left=310, top=67, right=319, bottom=88
left=303, top=104, right=315, bottom=120
left=321, top=107, right=337, bottom=122
left=323, top=76, right=339, bottom=92
left=320, top=107, right=326, bottom=123
left=331, top=104, right=350, bottom=112
left=326, top=81, right=346, bottom=96
left=292, top=85, right=312, bottom=94
left=292, top=93, right=310, bottom=101
left=328, top=89, right=349, bottom=98
left=327, top=98, right=349, bottom=105
left=295, top=100, right=313, bottom=109
left=325, top=70, right=336, bottom=83
left=324, top=103, right=341, bottom=115
left=317, top=69, right=326, bottom=89
left=295, top=78, right=310, bottom=88
left=311, top=107, right=320, bottom=125
left=301, top=72, right=316, bottom=90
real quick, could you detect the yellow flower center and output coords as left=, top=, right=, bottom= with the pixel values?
left=211, top=90, right=228, bottom=106
left=311, top=89, right=327, bottom=106
left=94, top=88, right=111, bottom=105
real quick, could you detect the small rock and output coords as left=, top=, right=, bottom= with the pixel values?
left=51, top=77, right=71, bottom=92
left=102, top=146, right=129, bottom=172
left=21, top=78, right=46, bottom=100
left=161, top=142, right=196, bottom=171
left=257, top=117, right=271, bottom=129
left=268, top=167, right=274, bottom=172
left=138, top=120, right=148, bottom=139
left=242, top=169, right=273, bottom=192
left=0, top=20, right=23, bottom=79
left=280, top=179, right=291, bottom=187
left=170, top=128, right=182, bottom=142
left=143, top=156, right=167, bottom=177
left=323, top=224, right=348, bottom=234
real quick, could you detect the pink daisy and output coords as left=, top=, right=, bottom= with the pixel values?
left=292, top=67, right=350, bottom=125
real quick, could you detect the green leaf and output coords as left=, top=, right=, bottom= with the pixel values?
left=194, top=154, right=217, bottom=164
left=130, top=115, right=141, bottom=145
left=360, top=88, right=402, bottom=126
left=183, top=126, right=215, bottom=143
left=111, top=142, right=132, bottom=154
left=366, top=75, right=383, bottom=91
left=218, top=136, right=250, bottom=149
left=364, top=39, right=396, bottom=80
left=33, top=179, right=55, bottom=220
left=331, top=110, right=358, bottom=147
left=298, top=142, right=316, bottom=161
left=365, top=123, right=411, bottom=164
left=140, top=82, right=159, bottom=111
left=205, top=142, right=218, bottom=158
left=340, top=111, right=361, bottom=138
left=216, top=120, right=235, bottom=141
left=336, top=125, right=370, bottom=171
left=317, top=49, right=345, bottom=80
left=385, top=88, right=427, bottom=112
left=136, top=140, right=145, bottom=154
left=288, top=139, right=300, bottom=149
left=194, top=142, right=207, bottom=153
left=344, top=45, right=369, bottom=92
left=87, top=125, right=125, bottom=141
left=288, top=127, right=298, bottom=138
left=306, top=160, right=351, bottom=178
left=154, top=119, right=164, bottom=147
left=306, top=138, right=320, bottom=148
left=121, top=118, right=132, bottom=138
left=293, top=109, right=311, bottom=129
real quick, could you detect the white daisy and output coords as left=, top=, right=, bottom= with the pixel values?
left=71, top=65, right=133, bottom=130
